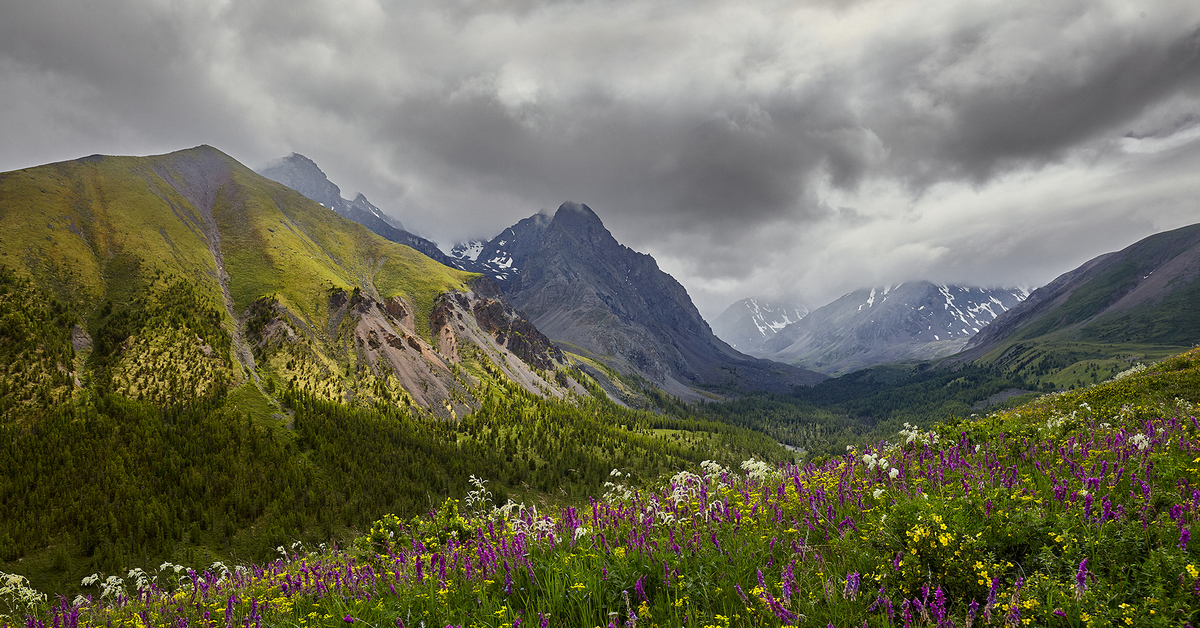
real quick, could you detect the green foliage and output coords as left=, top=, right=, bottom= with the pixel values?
left=88, top=277, right=233, bottom=404
left=0, top=267, right=77, bottom=420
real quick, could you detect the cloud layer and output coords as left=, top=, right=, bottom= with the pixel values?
left=2, top=0, right=1199, bottom=316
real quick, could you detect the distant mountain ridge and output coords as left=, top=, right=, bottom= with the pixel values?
left=759, top=282, right=1028, bottom=375
left=711, top=298, right=809, bottom=353
left=258, top=154, right=458, bottom=267
left=464, top=202, right=826, bottom=399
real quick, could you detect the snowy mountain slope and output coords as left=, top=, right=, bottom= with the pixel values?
left=711, top=298, right=809, bottom=352
left=759, top=282, right=1028, bottom=375
left=446, top=213, right=551, bottom=291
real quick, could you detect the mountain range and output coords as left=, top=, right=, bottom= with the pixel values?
left=256, top=156, right=821, bottom=400
left=753, top=283, right=1028, bottom=375
left=251, top=152, right=1200, bottom=390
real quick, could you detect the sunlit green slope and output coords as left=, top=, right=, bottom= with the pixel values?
left=0, top=146, right=523, bottom=418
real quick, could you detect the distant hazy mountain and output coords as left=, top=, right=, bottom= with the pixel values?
left=467, top=202, right=825, bottom=399
left=760, top=282, right=1028, bottom=375
left=960, top=221, right=1200, bottom=368
left=446, top=213, right=552, bottom=291
left=259, top=154, right=457, bottom=266
left=711, top=298, right=809, bottom=353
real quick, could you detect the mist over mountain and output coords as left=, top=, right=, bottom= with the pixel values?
left=259, top=154, right=457, bottom=267
left=711, top=298, right=809, bottom=353
left=759, top=282, right=1028, bottom=375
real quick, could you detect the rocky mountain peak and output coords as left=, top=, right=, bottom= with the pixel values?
left=260, top=153, right=343, bottom=209
left=547, top=202, right=615, bottom=250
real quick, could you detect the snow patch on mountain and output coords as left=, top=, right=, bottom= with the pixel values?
left=449, top=240, right=485, bottom=262
left=712, top=298, right=810, bottom=352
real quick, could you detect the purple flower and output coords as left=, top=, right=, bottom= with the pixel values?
left=343, top=615, right=356, bottom=624
left=843, top=572, right=860, bottom=601
left=734, top=584, right=749, bottom=605
left=1074, top=558, right=1088, bottom=599
left=1181, top=527, right=1191, bottom=550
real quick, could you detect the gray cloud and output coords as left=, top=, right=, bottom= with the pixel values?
left=2, top=0, right=1200, bottom=319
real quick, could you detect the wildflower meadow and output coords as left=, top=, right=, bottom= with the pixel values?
left=5, top=350, right=1200, bottom=627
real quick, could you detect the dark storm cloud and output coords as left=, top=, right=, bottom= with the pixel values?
left=862, top=12, right=1200, bottom=186
left=2, top=0, right=1200, bottom=317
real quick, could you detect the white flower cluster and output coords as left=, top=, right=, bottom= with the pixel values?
left=668, top=470, right=703, bottom=506
left=699, top=460, right=729, bottom=479
left=1, top=572, right=47, bottom=618
left=740, top=457, right=774, bottom=482
left=899, top=422, right=941, bottom=446
left=602, top=468, right=634, bottom=502
left=1130, top=433, right=1151, bottom=451
left=1043, top=411, right=1075, bottom=432
left=1110, top=363, right=1147, bottom=381
left=464, top=475, right=494, bottom=515
left=503, top=503, right=559, bottom=543
left=81, top=573, right=127, bottom=599
left=126, top=567, right=150, bottom=590
left=861, top=452, right=901, bottom=479
left=860, top=452, right=890, bottom=471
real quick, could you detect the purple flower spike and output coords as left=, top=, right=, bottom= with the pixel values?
left=1181, top=527, right=1191, bottom=550
left=343, top=615, right=356, bottom=624
left=1074, top=558, right=1088, bottom=599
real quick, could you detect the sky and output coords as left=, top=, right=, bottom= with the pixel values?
left=2, top=0, right=1199, bottom=319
